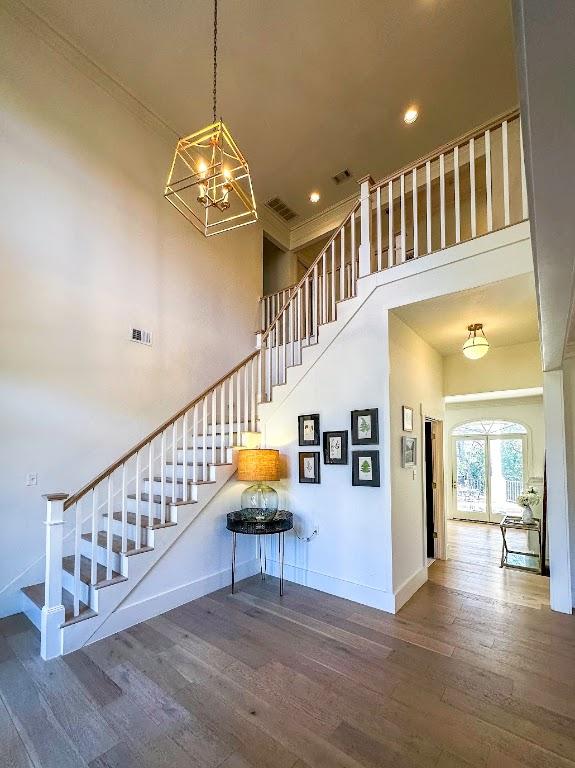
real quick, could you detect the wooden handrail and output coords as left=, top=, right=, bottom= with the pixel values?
left=64, top=350, right=259, bottom=510
left=370, top=107, right=520, bottom=192
left=261, top=201, right=360, bottom=342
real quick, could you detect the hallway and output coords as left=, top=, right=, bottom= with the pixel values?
left=429, top=519, right=549, bottom=609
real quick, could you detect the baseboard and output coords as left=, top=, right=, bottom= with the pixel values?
left=83, top=557, right=261, bottom=646
left=264, top=559, right=396, bottom=613
left=393, top=566, right=428, bottom=612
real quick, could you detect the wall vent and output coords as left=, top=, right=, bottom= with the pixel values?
left=265, top=197, right=298, bottom=222
left=130, top=327, right=152, bottom=345
left=331, top=168, right=352, bottom=185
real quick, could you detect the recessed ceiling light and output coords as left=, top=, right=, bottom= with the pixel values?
left=309, top=191, right=320, bottom=203
left=404, top=106, right=419, bottom=125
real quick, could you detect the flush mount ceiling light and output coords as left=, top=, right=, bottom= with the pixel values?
left=164, top=0, right=257, bottom=237
left=309, top=191, right=320, bottom=203
left=403, top=106, right=419, bottom=124
left=463, top=323, right=490, bottom=359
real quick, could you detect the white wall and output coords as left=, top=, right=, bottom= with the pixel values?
left=0, top=10, right=262, bottom=614
left=444, top=340, right=542, bottom=396
left=389, top=314, right=443, bottom=592
left=562, top=357, right=575, bottom=602
left=445, top=396, right=545, bottom=520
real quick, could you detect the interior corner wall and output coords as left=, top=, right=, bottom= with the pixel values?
left=0, top=11, right=262, bottom=615
left=262, top=292, right=395, bottom=612
left=388, top=314, right=444, bottom=596
left=562, top=357, right=575, bottom=603
left=443, top=340, right=543, bottom=396
left=263, top=239, right=295, bottom=295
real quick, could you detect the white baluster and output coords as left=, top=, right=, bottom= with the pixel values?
left=439, top=154, right=446, bottom=249
left=160, top=431, right=166, bottom=524
left=470, top=137, right=476, bottom=238
left=172, top=420, right=178, bottom=501
left=91, top=486, right=98, bottom=584
left=502, top=119, right=510, bottom=226
left=192, top=404, right=198, bottom=485
left=106, top=474, right=113, bottom=578
left=73, top=500, right=81, bottom=617
left=261, top=295, right=265, bottom=332
left=211, top=391, right=217, bottom=480
left=182, top=411, right=188, bottom=502
left=148, top=438, right=154, bottom=527
left=41, top=492, right=68, bottom=660
left=412, top=167, right=418, bottom=258
left=289, top=296, right=295, bottom=368
left=376, top=186, right=382, bottom=271
left=454, top=146, right=460, bottom=244
left=229, top=372, right=235, bottom=447
left=250, top=359, right=256, bottom=432
left=313, top=264, right=318, bottom=339
left=351, top=210, right=356, bottom=288
left=485, top=129, right=493, bottom=232
left=340, top=227, right=345, bottom=299
left=243, top=366, right=248, bottom=432
left=202, top=397, right=208, bottom=480
left=221, top=380, right=226, bottom=463
left=358, top=175, right=373, bottom=277
left=425, top=162, right=431, bottom=253
left=135, top=450, right=141, bottom=549
left=400, top=173, right=406, bottom=262
left=388, top=179, right=394, bottom=265
left=519, top=119, right=528, bottom=220
left=330, top=242, right=336, bottom=319
left=236, top=363, right=242, bottom=445
left=321, top=249, right=327, bottom=324
left=121, top=462, right=127, bottom=552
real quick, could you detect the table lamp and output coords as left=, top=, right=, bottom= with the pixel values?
left=237, top=448, right=280, bottom=521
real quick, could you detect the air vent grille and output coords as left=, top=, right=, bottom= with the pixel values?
left=265, top=197, right=298, bottom=222
left=331, top=168, right=352, bottom=185
left=131, top=327, right=152, bottom=345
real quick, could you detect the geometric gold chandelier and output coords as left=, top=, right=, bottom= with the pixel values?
left=164, top=0, right=257, bottom=237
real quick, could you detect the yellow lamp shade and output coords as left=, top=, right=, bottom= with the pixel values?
left=236, top=449, right=280, bottom=482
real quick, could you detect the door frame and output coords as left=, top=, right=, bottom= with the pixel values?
left=451, top=431, right=528, bottom=523
left=423, top=416, right=446, bottom=561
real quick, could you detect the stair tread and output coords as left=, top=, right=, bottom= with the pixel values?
left=104, top=510, right=176, bottom=530
left=62, top=555, right=126, bottom=588
left=22, top=583, right=97, bottom=626
left=81, top=531, right=153, bottom=556
left=149, top=476, right=216, bottom=485
left=165, top=460, right=232, bottom=467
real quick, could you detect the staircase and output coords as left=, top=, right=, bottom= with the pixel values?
left=22, top=109, right=527, bottom=659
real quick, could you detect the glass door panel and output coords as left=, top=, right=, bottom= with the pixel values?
left=489, top=437, right=525, bottom=522
left=454, top=437, right=488, bottom=522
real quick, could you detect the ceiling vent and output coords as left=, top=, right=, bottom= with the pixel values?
left=265, top=197, right=298, bottom=222
left=331, top=168, right=352, bottom=185
left=131, top=327, right=152, bottom=345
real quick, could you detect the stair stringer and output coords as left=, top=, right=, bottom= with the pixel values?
left=60, top=458, right=239, bottom=654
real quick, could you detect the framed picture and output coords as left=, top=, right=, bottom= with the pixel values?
left=299, top=452, right=321, bottom=483
left=298, top=414, right=320, bottom=446
left=402, top=436, right=417, bottom=468
left=351, top=408, right=379, bottom=445
left=352, top=450, right=380, bottom=487
left=402, top=406, right=413, bottom=432
left=323, top=431, right=348, bottom=465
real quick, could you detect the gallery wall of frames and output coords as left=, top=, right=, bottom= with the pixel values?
left=297, top=409, right=381, bottom=487
left=297, top=404, right=417, bottom=487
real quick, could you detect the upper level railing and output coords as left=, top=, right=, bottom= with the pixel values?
left=257, top=109, right=527, bottom=396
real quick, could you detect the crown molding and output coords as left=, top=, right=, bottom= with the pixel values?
left=2, top=0, right=179, bottom=142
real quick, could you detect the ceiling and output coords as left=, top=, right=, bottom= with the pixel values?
left=24, top=0, right=518, bottom=224
left=393, top=273, right=539, bottom=356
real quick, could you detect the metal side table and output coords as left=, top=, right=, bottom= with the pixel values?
left=227, top=511, right=293, bottom=595
left=499, top=514, right=542, bottom=573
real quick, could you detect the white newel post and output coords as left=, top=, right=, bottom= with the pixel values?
left=358, top=175, right=374, bottom=278
left=41, top=492, right=68, bottom=660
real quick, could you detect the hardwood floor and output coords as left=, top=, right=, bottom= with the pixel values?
left=1, top=531, right=573, bottom=767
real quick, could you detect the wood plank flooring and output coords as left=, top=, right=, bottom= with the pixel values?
left=0, top=521, right=573, bottom=767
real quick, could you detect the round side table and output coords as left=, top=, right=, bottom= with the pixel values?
left=226, top=511, right=293, bottom=596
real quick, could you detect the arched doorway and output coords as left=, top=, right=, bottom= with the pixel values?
left=451, top=419, right=528, bottom=523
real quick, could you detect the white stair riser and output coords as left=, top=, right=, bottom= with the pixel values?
left=143, top=479, right=195, bottom=498
left=163, top=463, right=220, bottom=482
left=79, top=537, right=122, bottom=572
left=106, top=518, right=153, bottom=545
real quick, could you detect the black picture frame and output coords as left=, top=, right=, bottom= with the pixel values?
left=401, top=436, right=417, bottom=468
left=402, top=405, right=414, bottom=432
left=299, top=452, right=321, bottom=484
left=323, top=431, right=348, bottom=465
left=298, top=414, right=320, bottom=446
left=352, top=450, right=380, bottom=487
left=351, top=408, right=379, bottom=445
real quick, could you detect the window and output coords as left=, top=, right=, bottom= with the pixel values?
left=452, top=420, right=527, bottom=436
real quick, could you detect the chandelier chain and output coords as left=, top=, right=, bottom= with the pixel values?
left=213, top=0, right=218, bottom=123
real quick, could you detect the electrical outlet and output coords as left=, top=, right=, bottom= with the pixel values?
left=26, top=473, right=38, bottom=486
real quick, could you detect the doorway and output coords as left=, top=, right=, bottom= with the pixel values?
left=451, top=420, right=527, bottom=523
left=424, top=418, right=445, bottom=560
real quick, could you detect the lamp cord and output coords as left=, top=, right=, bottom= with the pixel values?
left=213, top=0, right=218, bottom=123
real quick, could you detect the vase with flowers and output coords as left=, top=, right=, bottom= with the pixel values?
left=516, top=487, right=540, bottom=524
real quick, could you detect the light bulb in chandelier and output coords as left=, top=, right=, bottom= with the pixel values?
left=462, top=323, right=490, bottom=359
left=164, top=0, right=257, bottom=237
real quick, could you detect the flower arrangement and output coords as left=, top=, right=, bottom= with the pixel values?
left=516, top=488, right=540, bottom=508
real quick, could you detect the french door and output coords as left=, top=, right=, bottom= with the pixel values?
left=453, top=434, right=526, bottom=523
